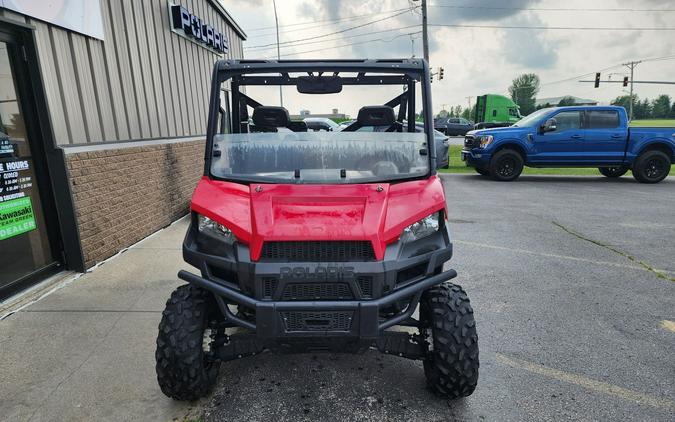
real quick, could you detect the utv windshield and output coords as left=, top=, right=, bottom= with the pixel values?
left=207, top=60, right=433, bottom=184
left=211, top=132, right=428, bottom=184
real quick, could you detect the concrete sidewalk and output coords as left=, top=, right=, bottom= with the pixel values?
left=0, top=218, right=198, bottom=422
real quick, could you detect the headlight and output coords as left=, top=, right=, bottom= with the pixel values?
left=479, top=135, right=493, bottom=148
left=400, top=212, right=440, bottom=243
left=197, top=214, right=236, bottom=244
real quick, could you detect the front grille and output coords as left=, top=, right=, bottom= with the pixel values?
left=281, top=282, right=353, bottom=300
left=262, top=277, right=278, bottom=298
left=464, top=135, right=479, bottom=149
left=261, top=241, right=375, bottom=262
left=282, top=311, right=354, bottom=332
left=356, top=276, right=373, bottom=298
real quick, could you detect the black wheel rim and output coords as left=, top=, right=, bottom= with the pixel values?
left=497, top=157, right=516, bottom=177
left=645, top=158, right=666, bottom=179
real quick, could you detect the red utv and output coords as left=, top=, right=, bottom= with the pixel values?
left=155, top=59, right=479, bottom=400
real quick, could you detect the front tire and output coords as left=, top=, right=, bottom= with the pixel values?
left=632, top=150, right=671, bottom=183
left=475, top=167, right=490, bottom=176
left=489, top=149, right=524, bottom=181
left=156, top=285, right=221, bottom=401
left=599, top=166, right=628, bottom=178
left=421, top=283, right=479, bottom=399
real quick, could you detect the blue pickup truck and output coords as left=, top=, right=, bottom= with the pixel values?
left=461, top=106, right=675, bottom=183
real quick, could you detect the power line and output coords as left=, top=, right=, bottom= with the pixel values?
left=245, top=6, right=415, bottom=32
left=428, top=23, right=675, bottom=31
left=428, top=3, right=675, bottom=12
left=246, top=25, right=420, bottom=52
left=266, top=31, right=422, bottom=59
left=244, top=9, right=415, bottom=49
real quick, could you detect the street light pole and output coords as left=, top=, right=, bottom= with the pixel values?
left=272, top=0, right=283, bottom=107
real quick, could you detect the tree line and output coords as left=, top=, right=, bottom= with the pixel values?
left=610, top=94, right=675, bottom=119
left=439, top=72, right=675, bottom=121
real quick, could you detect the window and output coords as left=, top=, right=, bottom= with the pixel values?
left=508, top=108, right=519, bottom=117
left=587, top=110, right=619, bottom=129
left=449, top=118, right=459, bottom=124
left=552, top=111, right=581, bottom=131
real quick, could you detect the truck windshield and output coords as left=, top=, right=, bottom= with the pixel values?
left=211, top=132, right=429, bottom=184
left=512, top=108, right=549, bottom=127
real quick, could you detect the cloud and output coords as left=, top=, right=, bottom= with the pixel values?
left=497, top=14, right=558, bottom=69
left=226, top=0, right=675, bottom=114
left=427, top=0, right=538, bottom=22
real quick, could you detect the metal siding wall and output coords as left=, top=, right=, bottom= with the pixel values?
left=146, top=0, right=175, bottom=137
left=158, top=0, right=189, bottom=136
left=87, top=38, right=117, bottom=140
left=31, top=20, right=70, bottom=144
left=17, top=0, right=243, bottom=146
left=107, top=0, right=142, bottom=139
left=71, top=35, right=103, bottom=141
left=50, top=28, right=87, bottom=144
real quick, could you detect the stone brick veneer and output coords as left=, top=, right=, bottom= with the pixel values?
left=65, top=139, right=204, bottom=268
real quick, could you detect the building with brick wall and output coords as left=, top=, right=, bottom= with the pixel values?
left=0, top=1, right=245, bottom=298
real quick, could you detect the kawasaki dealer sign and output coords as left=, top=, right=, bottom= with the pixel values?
left=0, top=197, right=36, bottom=241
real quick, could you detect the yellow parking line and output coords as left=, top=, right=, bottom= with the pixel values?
left=660, top=320, right=675, bottom=333
left=495, top=353, right=675, bottom=412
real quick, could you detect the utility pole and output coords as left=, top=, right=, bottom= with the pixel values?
left=272, top=0, right=283, bottom=106
left=623, top=60, right=641, bottom=121
left=421, top=0, right=429, bottom=64
left=465, top=96, right=472, bottom=111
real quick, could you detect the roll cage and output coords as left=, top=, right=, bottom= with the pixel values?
left=204, top=59, right=437, bottom=176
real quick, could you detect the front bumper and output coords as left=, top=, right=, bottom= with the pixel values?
left=461, top=148, right=490, bottom=167
left=180, top=215, right=455, bottom=341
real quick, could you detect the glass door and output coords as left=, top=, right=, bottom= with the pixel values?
left=0, top=38, right=59, bottom=296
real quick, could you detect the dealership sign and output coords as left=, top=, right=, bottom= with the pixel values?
left=0, top=197, right=36, bottom=241
left=169, top=2, right=229, bottom=54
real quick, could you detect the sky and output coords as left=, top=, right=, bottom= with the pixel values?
left=222, top=0, right=675, bottom=117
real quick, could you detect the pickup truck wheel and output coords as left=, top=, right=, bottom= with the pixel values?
left=156, top=284, right=221, bottom=401
left=632, top=150, right=671, bottom=183
left=599, top=166, right=628, bottom=178
left=475, top=167, right=490, bottom=176
left=421, top=283, right=479, bottom=399
left=489, top=149, right=524, bottom=181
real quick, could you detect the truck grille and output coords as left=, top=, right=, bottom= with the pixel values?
left=464, top=135, right=479, bottom=149
left=281, top=282, right=353, bottom=300
left=260, top=241, right=375, bottom=262
left=282, top=311, right=353, bottom=332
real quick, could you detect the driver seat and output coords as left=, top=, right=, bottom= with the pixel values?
left=251, top=106, right=290, bottom=132
left=342, top=105, right=397, bottom=132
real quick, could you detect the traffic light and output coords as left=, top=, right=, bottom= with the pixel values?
left=623, top=76, right=629, bottom=87
left=430, top=73, right=434, bottom=84
left=594, top=72, right=601, bottom=88
left=438, top=67, right=444, bottom=80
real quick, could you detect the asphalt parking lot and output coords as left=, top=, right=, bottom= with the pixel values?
left=1, top=174, right=673, bottom=422
left=203, top=174, right=675, bottom=422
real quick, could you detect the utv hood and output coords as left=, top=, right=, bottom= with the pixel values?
left=190, top=176, right=446, bottom=261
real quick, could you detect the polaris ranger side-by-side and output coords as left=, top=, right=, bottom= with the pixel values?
left=155, top=59, right=479, bottom=400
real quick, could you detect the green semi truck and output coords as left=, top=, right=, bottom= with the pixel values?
left=473, top=94, right=522, bottom=129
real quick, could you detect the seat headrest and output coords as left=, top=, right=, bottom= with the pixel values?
left=357, top=106, right=396, bottom=126
left=252, top=106, right=290, bottom=127
left=287, top=121, right=308, bottom=132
